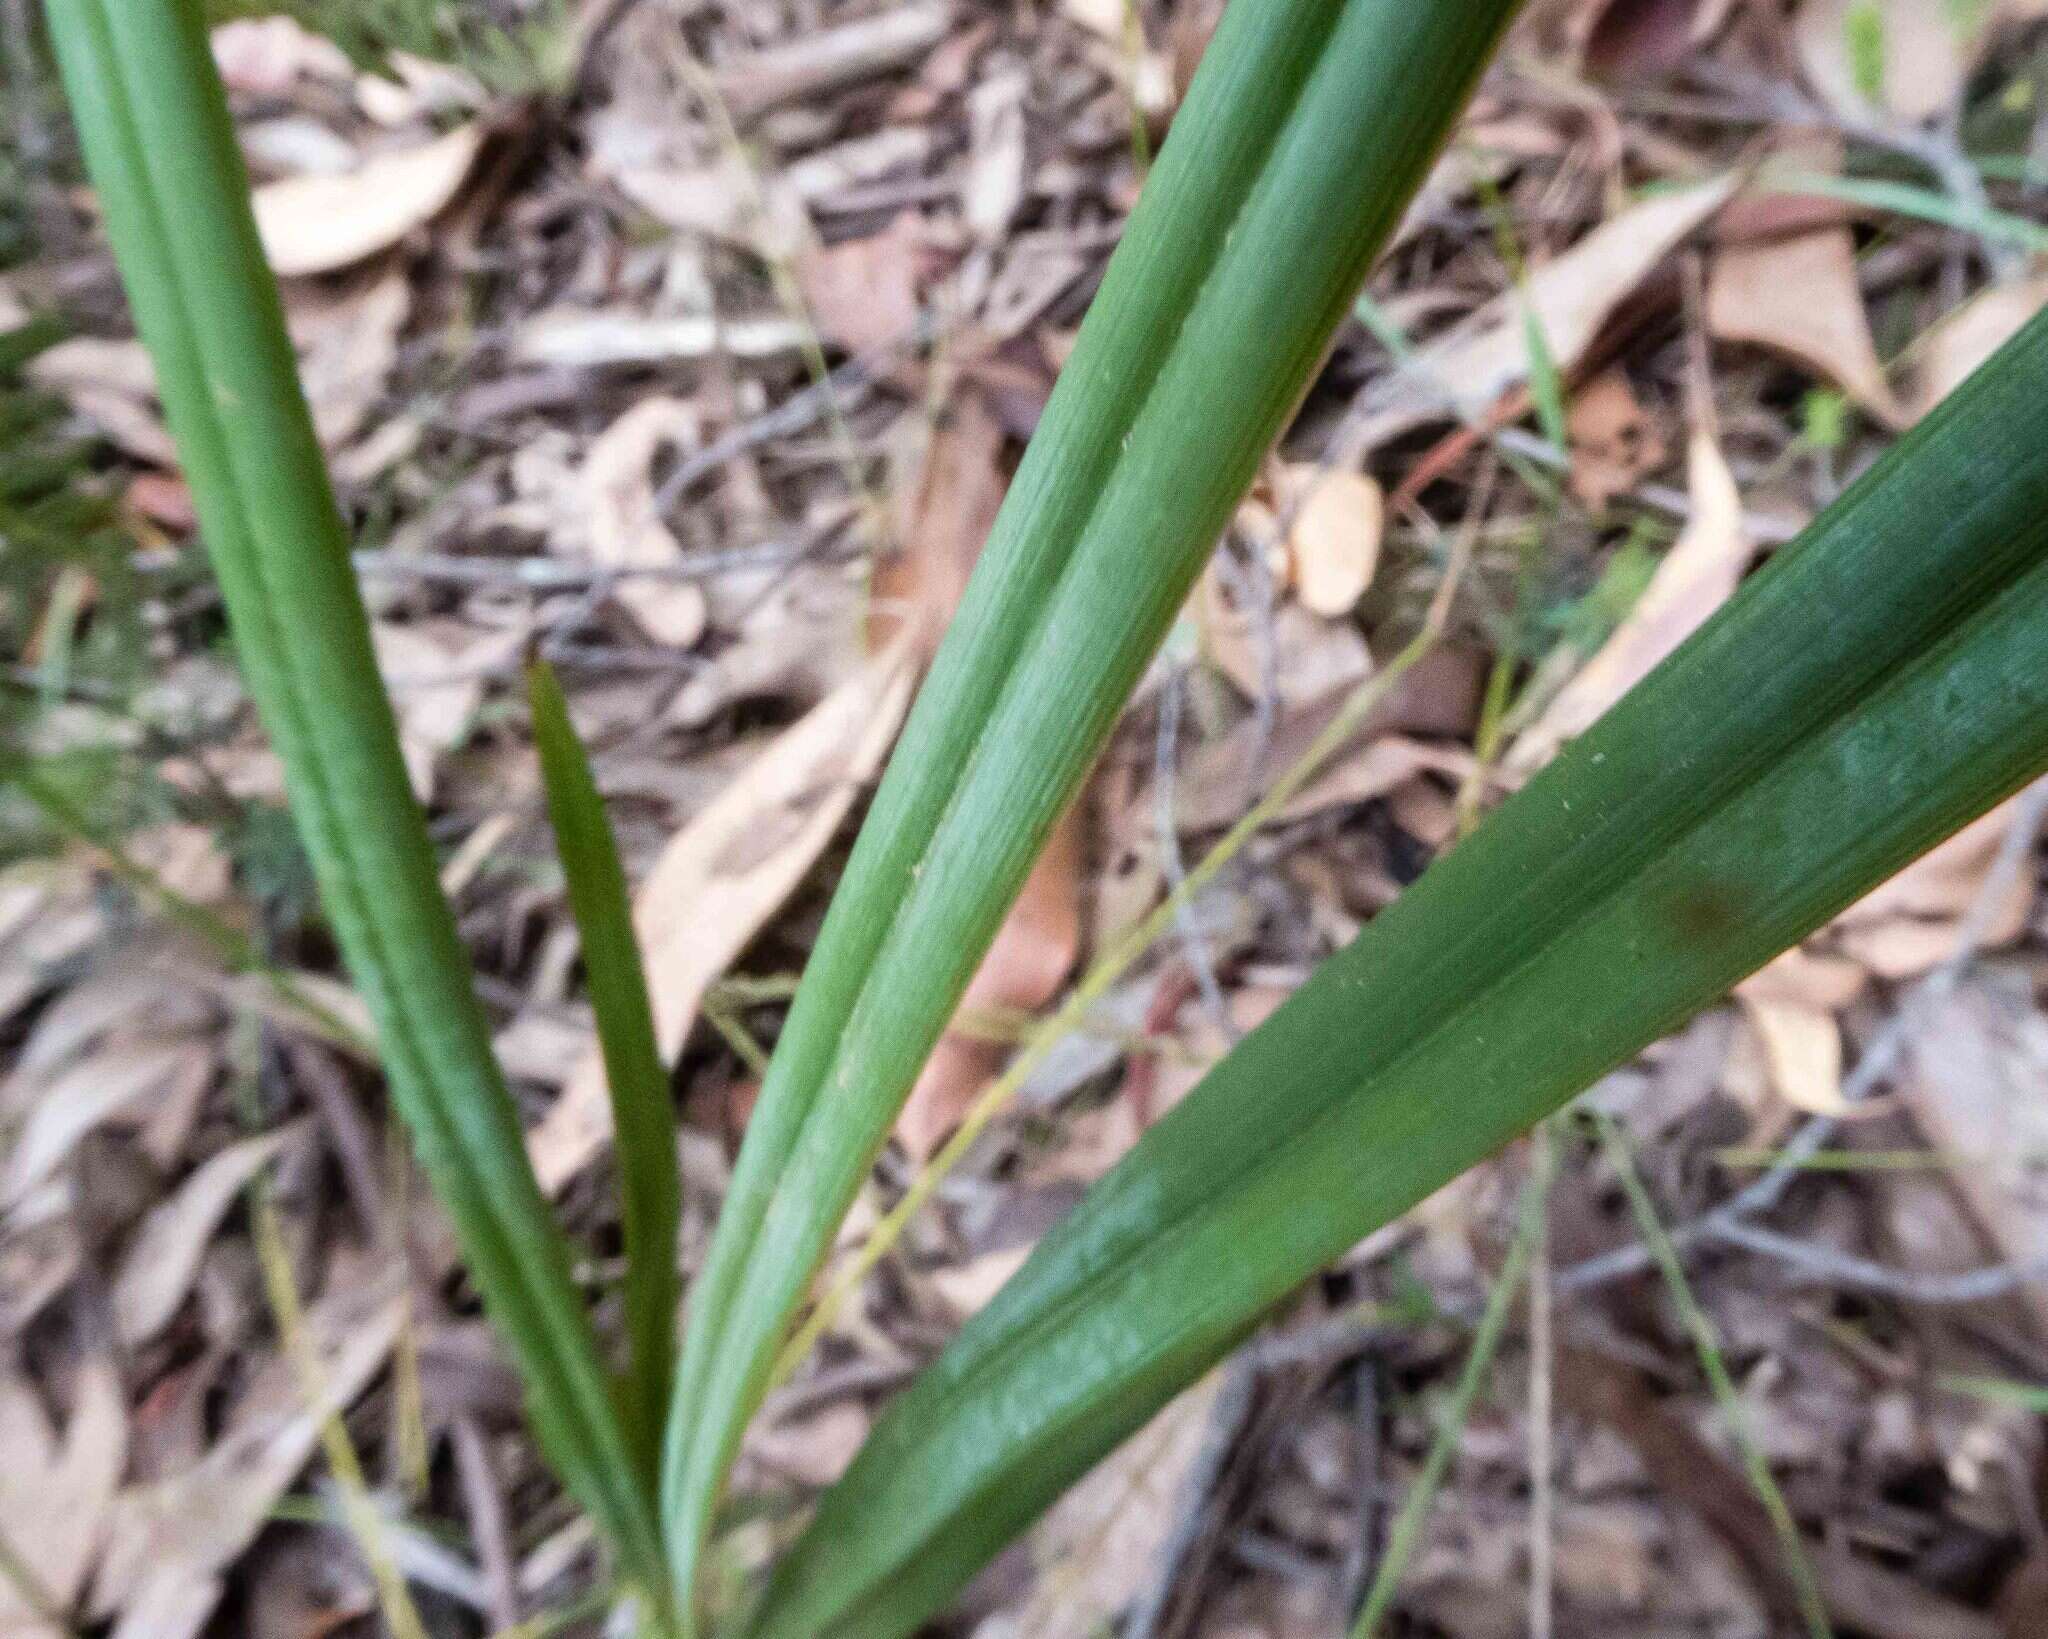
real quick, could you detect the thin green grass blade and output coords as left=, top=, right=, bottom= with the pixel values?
left=658, top=1, right=1524, bottom=1611
left=44, top=0, right=664, bottom=1594
left=750, top=309, right=2048, bottom=1638
left=528, top=661, right=681, bottom=1486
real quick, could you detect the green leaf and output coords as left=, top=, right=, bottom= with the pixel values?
left=750, top=310, right=2048, bottom=1639
left=657, top=0, right=1525, bottom=1615
left=44, top=0, right=665, bottom=1596
left=528, top=661, right=681, bottom=1491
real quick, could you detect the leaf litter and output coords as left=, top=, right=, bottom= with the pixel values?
left=14, top=0, right=2048, bottom=1633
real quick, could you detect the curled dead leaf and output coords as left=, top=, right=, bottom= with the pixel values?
left=580, top=398, right=711, bottom=649
left=252, top=122, right=484, bottom=277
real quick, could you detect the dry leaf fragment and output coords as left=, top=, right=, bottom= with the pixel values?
left=1567, top=368, right=1668, bottom=510
left=873, top=385, right=1009, bottom=657
left=1510, top=426, right=1753, bottom=771
left=2, top=1038, right=215, bottom=1210
left=798, top=214, right=927, bottom=357
left=1907, top=277, right=2048, bottom=419
left=1829, top=796, right=2036, bottom=978
left=252, top=122, right=483, bottom=277
left=1707, top=226, right=1906, bottom=426
left=111, top=1124, right=302, bottom=1347
left=580, top=398, right=711, bottom=648
left=372, top=620, right=526, bottom=802
left=0, top=1357, right=127, bottom=1639
left=1901, top=974, right=2048, bottom=1335
left=895, top=811, right=1083, bottom=1160
left=1348, top=176, right=1735, bottom=455
left=532, top=648, right=917, bottom=1191
left=979, top=1371, right=1225, bottom=1639
left=1284, top=467, right=1384, bottom=616
left=1794, top=0, right=2007, bottom=125
left=1736, top=994, right=1846, bottom=1115
left=91, top=1271, right=405, bottom=1630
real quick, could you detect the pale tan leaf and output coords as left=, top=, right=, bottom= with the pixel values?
left=796, top=214, right=926, bottom=356
left=251, top=122, right=483, bottom=277
left=372, top=621, right=524, bottom=803
left=1907, top=276, right=2048, bottom=420
left=713, top=1, right=952, bottom=118
left=580, top=398, right=711, bottom=648
left=111, top=1124, right=302, bottom=1347
left=1831, top=796, right=2035, bottom=978
left=1348, top=176, right=1736, bottom=453
left=0, top=1356, right=126, bottom=1636
left=978, top=1371, right=1225, bottom=1639
left=1737, top=946, right=1869, bottom=1012
left=1736, top=995, right=1847, bottom=1115
left=1510, top=427, right=1752, bottom=770
left=1708, top=227, right=1905, bottom=426
left=1199, top=555, right=1371, bottom=710
left=1284, top=468, right=1384, bottom=617
left=1795, top=0, right=1983, bottom=124
left=532, top=647, right=918, bottom=1191
left=2, top=1038, right=214, bottom=1210
left=928, top=1243, right=1033, bottom=1320
left=92, top=1271, right=405, bottom=1623
left=1566, top=368, right=1669, bottom=511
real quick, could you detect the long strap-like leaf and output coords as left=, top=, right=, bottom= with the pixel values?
left=752, top=307, right=2048, bottom=1638
left=45, top=0, right=665, bottom=1592
left=659, top=0, right=1524, bottom=1609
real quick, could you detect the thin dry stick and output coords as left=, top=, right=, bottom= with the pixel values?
left=770, top=532, right=1480, bottom=1387
left=1594, top=1109, right=1834, bottom=1639
left=1348, top=1148, right=1552, bottom=1639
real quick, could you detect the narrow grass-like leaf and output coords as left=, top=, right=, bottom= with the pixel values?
left=45, top=0, right=664, bottom=1594
left=751, top=309, right=2048, bottom=1638
left=528, top=661, right=681, bottom=1485
left=659, top=0, right=1524, bottom=1610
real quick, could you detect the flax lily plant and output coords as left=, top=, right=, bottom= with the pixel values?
left=45, top=0, right=2048, bottom=1634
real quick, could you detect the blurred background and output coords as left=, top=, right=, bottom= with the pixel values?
left=5, top=1, right=2048, bottom=1634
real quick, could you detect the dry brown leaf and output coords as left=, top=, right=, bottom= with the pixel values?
left=2, top=1037, right=215, bottom=1211
left=111, top=1124, right=302, bottom=1347
left=372, top=620, right=525, bottom=802
left=797, top=214, right=927, bottom=357
left=287, top=269, right=410, bottom=449
left=1900, top=973, right=2048, bottom=1335
left=1348, top=176, right=1735, bottom=454
left=0, top=1357, right=127, bottom=1639
left=1578, top=0, right=1737, bottom=75
left=1566, top=368, right=1669, bottom=510
left=1511, top=426, right=1753, bottom=771
left=1707, top=226, right=1906, bottom=426
left=92, top=1270, right=405, bottom=1632
left=873, top=385, right=1009, bottom=658
left=1793, top=0, right=2033, bottom=124
left=965, top=68, right=1031, bottom=240
left=928, top=1242, right=1033, bottom=1319
left=1283, top=467, right=1384, bottom=616
left=1907, top=276, right=2048, bottom=419
left=1735, top=994, right=1846, bottom=1115
left=25, top=338, right=177, bottom=468
left=1199, top=554, right=1372, bottom=710
left=978, top=1371, right=1224, bottom=1639
left=1830, top=795, right=2035, bottom=978
left=532, top=647, right=917, bottom=1191
left=251, top=122, right=483, bottom=277
left=209, top=15, right=353, bottom=96
left=895, top=811, right=1083, bottom=1161
left=743, top=1401, right=871, bottom=1490
left=580, top=398, right=711, bottom=648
